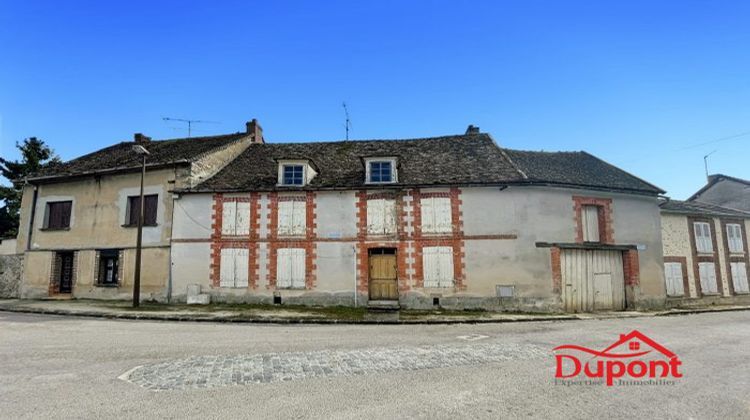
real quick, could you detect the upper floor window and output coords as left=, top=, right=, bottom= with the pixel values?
left=126, top=194, right=158, bottom=226
left=581, top=205, right=600, bottom=242
left=278, top=199, right=306, bottom=236
left=727, top=223, right=744, bottom=253
left=282, top=165, right=304, bottom=185
left=221, top=200, right=250, bottom=236
left=694, top=222, right=713, bottom=253
left=421, top=197, right=452, bottom=233
left=44, top=201, right=72, bottom=230
left=366, top=158, right=397, bottom=184
left=367, top=198, right=397, bottom=235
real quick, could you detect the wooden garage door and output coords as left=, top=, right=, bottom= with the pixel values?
left=561, top=249, right=625, bottom=312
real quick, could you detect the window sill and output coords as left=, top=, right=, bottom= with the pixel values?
left=122, top=224, right=158, bottom=228
left=277, top=287, right=306, bottom=290
left=39, top=227, right=70, bottom=232
left=365, top=181, right=397, bottom=185
left=95, top=283, right=119, bottom=288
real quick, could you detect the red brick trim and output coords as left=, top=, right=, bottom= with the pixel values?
left=265, top=192, right=317, bottom=290
left=687, top=216, right=722, bottom=297
left=664, top=256, right=690, bottom=297
left=551, top=247, right=562, bottom=294
left=720, top=218, right=750, bottom=296
left=572, top=196, right=614, bottom=244
left=623, top=249, right=640, bottom=286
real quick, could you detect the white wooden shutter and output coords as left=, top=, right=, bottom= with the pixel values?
left=437, top=247, right=455, bottom=287
left=731, top=262, right=749, bottom=293
left=291, top=248, right=306, bottom=288
left=234, top=248, right=249, bottom=287
left=423, top=247, right=439, bottom=287
left=694, top=222, right=713, bottom=253
left=220, top=248, right=235, bottom=287
left=421, top=198, right=435, bottom=233
left=235, top=201, right=250, bottom=236
left=291, top=201, right=306, bottom=236
left=278, top=201, right=293, bottom=236
left=664, top=262, right=684, bottom=296
left=727, top=224, right=744, bottom=253
left=367, top=199, right=384, bottom=234
left=698, top=262, right=718, bottom=294
left=383, top=199, right=396, bottom=234
left=435, top=198, right=452, bottom=233
left=276, top=248, right=291, bottom=288
left=582, top=205, right=600, bottom=242
left=222, top=202, right=237, bottom=235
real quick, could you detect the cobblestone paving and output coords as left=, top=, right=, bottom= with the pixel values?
left=123, top=342, right=547, bottom=390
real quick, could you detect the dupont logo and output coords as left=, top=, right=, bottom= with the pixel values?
left=553, top=330, right=683, bottom=386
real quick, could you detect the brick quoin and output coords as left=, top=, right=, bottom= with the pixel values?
left=550, top=247, right=562, bottom=293
left=572, top=196, right=614, bottom=244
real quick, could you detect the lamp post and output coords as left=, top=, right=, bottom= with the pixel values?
left=132, top=144, right=150, bottom=307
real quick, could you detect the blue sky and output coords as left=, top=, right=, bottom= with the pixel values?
left=1, top=1, right=748, bottom=199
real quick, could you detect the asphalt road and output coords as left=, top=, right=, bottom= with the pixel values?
left=0, top=311, right=748, bottom=419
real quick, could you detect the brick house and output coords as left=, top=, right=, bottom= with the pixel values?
left=170, top=124, right=667, bottom=312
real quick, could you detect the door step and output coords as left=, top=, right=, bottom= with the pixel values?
left=366, top=300, right=400, bottom=321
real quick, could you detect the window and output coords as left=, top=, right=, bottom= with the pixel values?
left=366, top=159, right=397, bottom=184
left=693, top=222, right=713, bottom=253
left=730, top=262, right=749, bottom=294
left=663, top=262, right=684, bottom=297
left=423, top=246, right=454, bottom=288
left=44, top=201, right=72, bottom=229
left=97, top=250, right=120, bottom=286
left=727, top=224, right=744, bottom=253
left=421, top=197, right=452, bottom=233
left=278, top=199, right=306, bottom=236
left=698, top=262, right=718, bottom=294
left=582, top=205, right=600, bottom=242
left=221, top=201, right=250, bottom=236
left=366, top=198, right=396, bottom=235
left=126, top=194, right=158, bottom=226
left=282, top=165, right=304, bottom=185
left=219, top=248, right=249, bottom=288
left=276, top=248, right=306, bottom=289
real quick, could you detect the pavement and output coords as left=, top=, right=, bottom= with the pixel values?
left=0, top=298, right=748, bottom=324
left=0, top=310, right=748, bottom=418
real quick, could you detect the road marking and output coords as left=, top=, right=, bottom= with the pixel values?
left=456, top=334, right=489, bottom=341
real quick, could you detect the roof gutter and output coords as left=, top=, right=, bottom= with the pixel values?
left=25, top=161, right=192, bottom=184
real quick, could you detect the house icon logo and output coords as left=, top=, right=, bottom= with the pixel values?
left=553, top=330, right=683, bottom=386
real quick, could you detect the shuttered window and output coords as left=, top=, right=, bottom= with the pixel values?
left=422, top=246, right=454, bottom=288
left=278, top=200, right=306, bottom=236
left=730, top=262, right=749, bottom=294
left=726, top=224, right=744, bottom=253
left=277, top=248, right=306, bottom=289
left=582, top=205, right=600, bottom=242
left=45, top=201, right=72, bottom=229
left=698, top=262, right=718, bottom=294
left=221, top=201, right=250, bottom=236
left=663, top=262, right=684, bottom=297
left=97, top=249, right=120, bottom=286
left=693, top=222, right=713, bottom=253
left=127, top=195, right=158, bottom=226
left=219, top=248, right=249, bottom=288
left=366, top=199, right=396, bottom=235
left=421, top=197, right=452, bottom=233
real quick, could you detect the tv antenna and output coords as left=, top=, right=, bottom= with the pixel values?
left=162, top=117, right=220, bottom=137
left=342, top=102, right=351, bottom=140
left=703, top=149, right=718, bottom=181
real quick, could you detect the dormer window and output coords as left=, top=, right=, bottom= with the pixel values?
left=278, top=160, right=317, bottom=186
left=365, top=158, right=397, bottom=184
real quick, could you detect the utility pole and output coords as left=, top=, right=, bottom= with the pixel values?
left=132, top=144, right=150, bottom=307
left=162, top=117, right=219, bottom=137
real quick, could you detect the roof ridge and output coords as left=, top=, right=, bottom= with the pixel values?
left=256, top=133, right=489, bottom=146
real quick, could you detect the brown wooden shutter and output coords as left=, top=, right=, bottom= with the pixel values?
left=48, top=201, right=72, bottom=229
left=144, top=195, right=158, bottom=225
left=128, top=196, right=139, bottom=226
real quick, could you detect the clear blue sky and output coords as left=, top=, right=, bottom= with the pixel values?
left=1, top=1, right=748, bottom=199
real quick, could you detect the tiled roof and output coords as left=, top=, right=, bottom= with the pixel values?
left=503, top=149, right=664, bottom=194
left=29, top=133, right=248, bottom=180
left=659, top=199, right=750, bottom=218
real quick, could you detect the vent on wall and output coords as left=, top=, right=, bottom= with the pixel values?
left=496, top=285, right=515, bottom=298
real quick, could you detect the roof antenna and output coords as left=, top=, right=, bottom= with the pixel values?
left=162, top=117, right=220, bottom=138
left=703, top=149, right=718, bottom=181
left=342, top=102, right=351, bottom=141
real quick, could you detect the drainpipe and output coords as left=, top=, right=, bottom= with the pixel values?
left=26, top=183, right=39, bottom=251
left=352, top=245, right=358, bottom=307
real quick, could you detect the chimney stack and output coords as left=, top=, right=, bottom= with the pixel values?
left=246, top=119, right=264, bottom=144
left=465, top=124, right=480, bottom=134
left=134, top=133, right=151, bottom=144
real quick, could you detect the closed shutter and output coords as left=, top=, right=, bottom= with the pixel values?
left=727, top=224, right=744, bottom=253
left=731, top=262, right=749, bottom=293
left=278, top=201, right=293, bottom=236
left=291, top=248, right=306, bottom=288
left=582, top=205, right=600, bottom=242
left=234, top=248, right=249, bottom=287
left=694, top=222, right=713, bottom=253
left=423, top=246, right=454, bottom=287
left=220, top=248, right=236, bottom=287
left=291, top=201, right=306, bottom=236
left=144, top=195, right=158, bottom=225
left=663, top=262, right=684, bottom=296
left=421, top=197, right=451, bottom=233
left=421, top=198, right=435, bottom=233
left=235, top=202, right=250, bottom=236
left=222, top=202, right=237, bottom=235
left=367, top=199, right=384, bottom=234
left=437, top=247, right=455, bottom=287
left=276, top=249, right=292, bottom=288
left=383, top=199, right=396, bottom=234
left=698, top=262, right=718, bottom=294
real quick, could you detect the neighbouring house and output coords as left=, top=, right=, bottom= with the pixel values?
left=15, top=120, right=263, bottom=300
left=660, top=199, right=750, bottom=305
left=688, top=174, right=750, bottom=212
left=169, top=124, right=667, bottom=312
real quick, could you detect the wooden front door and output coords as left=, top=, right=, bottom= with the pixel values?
left=58, top=252, right=74, bottom=294
left=369, top=249, right=398, bottom=300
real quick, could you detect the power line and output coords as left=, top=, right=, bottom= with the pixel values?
left=677, top=130, right=750, bottom=151
left=162, top=117, right=220, bottom=137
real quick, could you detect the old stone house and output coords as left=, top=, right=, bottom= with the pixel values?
left=15, top=121, right=262, bottom=300
left=169, top=125, right=667, bottom=312
left=688, top=174, right=750, bottom=212
left=660, top=199, right=750, bottom=305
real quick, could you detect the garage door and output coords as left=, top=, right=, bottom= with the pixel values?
left=561, top=249, right=625, bottom=312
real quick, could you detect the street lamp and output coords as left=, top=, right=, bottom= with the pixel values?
left=132, top=144, right=150, bottom=307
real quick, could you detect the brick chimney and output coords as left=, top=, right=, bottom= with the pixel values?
left=245, top=119, right=264, bottom=144
left=134, top=133, right=151, bottom=143
left=465, top=125, right=480, bottom=134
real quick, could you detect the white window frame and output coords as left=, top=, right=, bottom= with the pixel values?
left=694, top=222, right=713, bottom=254
left=726, top=223, right=744, bottom=254
left=366, top=198, right=397, bottom=235
left=219, top=248, right=249, bottom=288
left=277, top=199, right=306, bottom=237
left=277, top=160, right=316, bottom=186
left=663, top=262, right=685, bottom=297
left=730, top=262, right=749, bottom=294
left=421, top=196, right=452, bottom=234
left=365, top=157, right=397, bottom=184
left=698, top=262, right=718, bottom=294
left=221, top=200, right=250, bottom=236
left=276, top=248, right=306, bottom=289
left=422, top=246, right=455, bottom=288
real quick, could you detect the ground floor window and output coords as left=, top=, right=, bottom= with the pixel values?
left=730, top=262, right=749, bottom=294
left=220, top=248, right=249, bottom=288
left=277, top=248, right=306, bottom=289
left=422, top=246, right=454, bottom=288
left=664, top=262, right=685, bottom=297
left=698, top=262, right=718, bottom=294
left=97, top=250, right=120, bottom=286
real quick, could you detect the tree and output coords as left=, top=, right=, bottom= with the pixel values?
left=0, top=137, right=61, bottom=237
